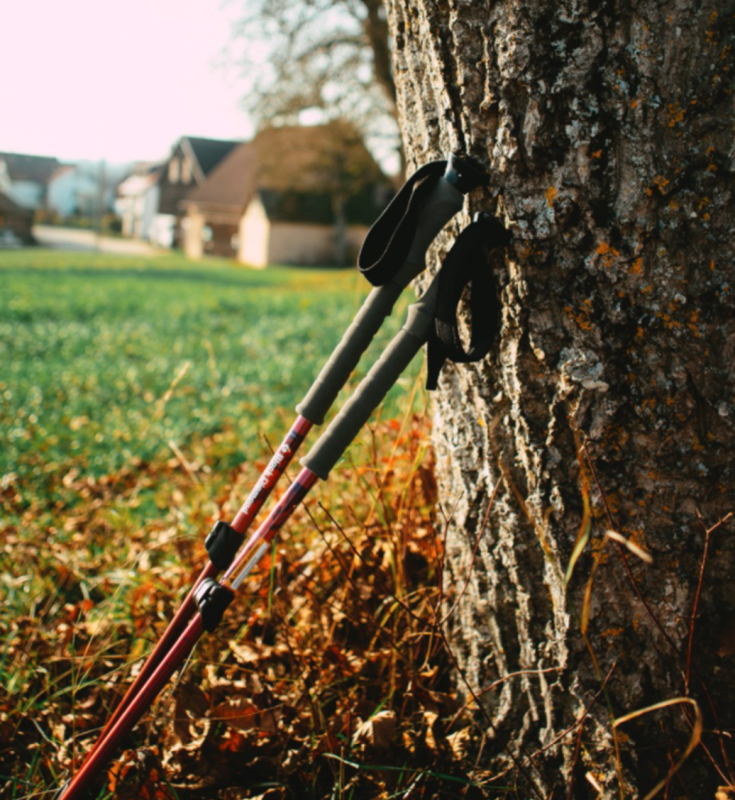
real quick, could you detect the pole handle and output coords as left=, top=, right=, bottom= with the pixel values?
left=295, top=175, right=466, bottom=425
left=300, top=278, right=440, bottom=479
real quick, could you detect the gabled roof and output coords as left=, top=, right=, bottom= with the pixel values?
left=49, top=165, right=75, bottom=182
left=0, top=190, right=33, bottom=215
left=180, top=141, right=256, bottom=209
left=181, top=136, right=242, bottom=182
left=249, top=122, right=385, bottom=194
left=117, top=171, right=161, bottom=197
left=0, top=152, right=62, bottom=184
left=181, top=122, right=387, bottom=225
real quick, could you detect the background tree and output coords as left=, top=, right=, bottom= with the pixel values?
left=231, top=0, right=401, bottom=172
left=385, top=0, right=735, bottom=796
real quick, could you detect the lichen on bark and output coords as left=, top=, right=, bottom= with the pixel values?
left=387, top=0, right=735, bottom=794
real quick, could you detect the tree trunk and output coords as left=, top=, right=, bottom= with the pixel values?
left=333, top=190, right=348, bottom=266
left=386, top=1, right=735, bottom=796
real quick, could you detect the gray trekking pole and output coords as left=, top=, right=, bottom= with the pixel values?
left=296, top=153, right=487, bottom=425
left=54, top=157, right=488, bottom=800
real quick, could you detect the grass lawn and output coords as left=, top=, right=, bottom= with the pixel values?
left=0, top=249, right=485, bottom=800
left=0, top=248, right=419, bottom=488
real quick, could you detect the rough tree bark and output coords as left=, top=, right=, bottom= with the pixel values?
left=386, top=1, right=735, bottom=796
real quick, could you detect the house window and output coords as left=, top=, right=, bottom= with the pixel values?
left=181, top=159, right=192, bottom=183
left=168, top=158, right=180, bottom=183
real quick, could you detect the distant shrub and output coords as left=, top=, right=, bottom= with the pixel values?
left=103, top=214, right=123, bottom=234
left=34, top=209, right=61, bottom=225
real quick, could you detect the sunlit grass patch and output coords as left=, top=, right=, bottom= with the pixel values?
left=0, top=249, right=418, bottom=492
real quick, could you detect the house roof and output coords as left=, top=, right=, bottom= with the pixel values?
left=181, top=122, right=387, bottom=224
left=0, top=190, right=32, bottom=215
left=117, top=171, right=161, bottom=197
left=155, top=136, right=242, bottom=215
left=0, top=152, right=62, bottom=184
left=49, top=165, right=75, bottom=182
left=250, top=122, right=385, bottom=194
left=180, top=141, right=256, bottom=209
left=182, top=136, right=242, bottom=180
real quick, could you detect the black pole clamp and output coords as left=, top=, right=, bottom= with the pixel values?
left=205, top=520, right=245, bottom=571
left=194, top=578, right=234, bottom=632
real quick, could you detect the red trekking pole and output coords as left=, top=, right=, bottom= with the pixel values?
left=54, top=160, right=502, bottom=800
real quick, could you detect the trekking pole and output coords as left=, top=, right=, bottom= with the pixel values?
left=55, top=212, right=508, bottom=800
left=55, top=156, right=485, bottom=797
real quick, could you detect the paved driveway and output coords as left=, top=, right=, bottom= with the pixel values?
left=33, top=226, right=161, bottom=256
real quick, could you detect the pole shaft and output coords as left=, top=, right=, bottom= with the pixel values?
left=78, top=417, right=312, bottom=768
left=60, top=615, right=205, bottom=800
left=231, top=415, right=313, bottom=532
left=61, top=470, right=320, bottom=799
left=224, top=467, right=319, bottom=590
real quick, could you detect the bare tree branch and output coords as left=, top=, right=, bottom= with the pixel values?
left=227, top=0, right=401, bottom=173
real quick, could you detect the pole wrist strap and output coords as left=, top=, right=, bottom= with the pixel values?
left=358, top=154, right=486, bottom=288
left=358, top=160, right=447, bottom=287
left=426, top=213, right=511, bottom=390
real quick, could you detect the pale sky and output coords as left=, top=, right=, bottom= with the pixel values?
left=0, top=0, right=258, bottom=164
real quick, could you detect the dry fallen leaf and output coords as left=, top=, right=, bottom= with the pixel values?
left=446, top=727, right=473, bottom=760
left=172, top=684, right=210, bottom=747
left=213, top=694, right=280, bottom=734
left=248, top=789, right=286, bottom=800
left=423, top=710, right=439, bottom=751
left=352, top=710, right=397, bottom=750
left=213, top=695, right=261, bottom=732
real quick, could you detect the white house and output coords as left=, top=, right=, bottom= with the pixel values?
left=0, top=152, right=118, bottom=218
left=115, top=171, right=161, bottom=242
left=47, top=166, right=101, bottom=217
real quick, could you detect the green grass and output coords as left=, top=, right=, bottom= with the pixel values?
left=0, top=248, right=420, bottom=506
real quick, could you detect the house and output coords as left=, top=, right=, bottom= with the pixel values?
left=0, top=190, right=35, bottom=245
left=154, top=136, right=242, bottom=248
left=113, top=137, right=241, bottom=248
left=0, top=152, right=61, bottom=210
left=0, top=152, right=115, bottom=219
left=115, top=165, right=162, bottom=242
left=46, top=165, right=101, bottom=218
left=179, top=122, right=390, bottom=267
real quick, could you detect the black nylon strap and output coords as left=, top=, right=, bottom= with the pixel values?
left=426, top=214, right=510, bottom=390
left=358, top=160, right=447, bottom=287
